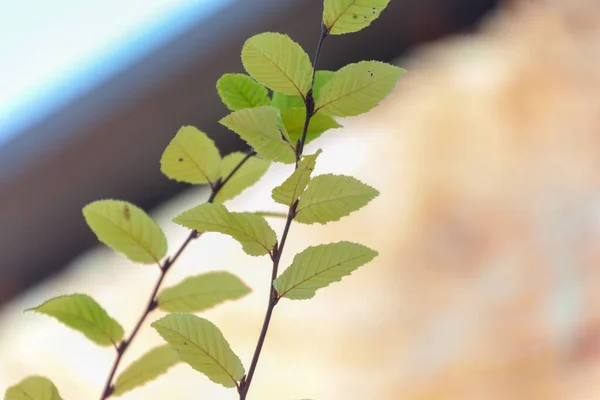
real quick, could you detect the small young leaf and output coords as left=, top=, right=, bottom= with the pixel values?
left=315, top=61, right=405, bottom=117
left=295, top=174, right=379, bottom=224
left=273, top=241, right=378, bottom=299
left=5, top=376, right=63, bottom=400
left=83, top=200, right=167, bottom=264
left=216, top=73, right=270, bottom=111
left=157, top=271, right=251, bottom=313
left=272, top=150, right=321, bottom=206
left=112, top=345, right=181, bottom=397
left=173, top=203, right=276, bottom=256
left=271, top=70, right=334, bottom=111
left=27, top=294, right=124, bottom=347
left=241, top=32, right=313, bottom=97
left=214, top=152, right=270, bottom=203
left=160, top=126, right=222, bottom=184
left=151, top=314, right=245, bottom=388
left=220, top=106, right=295, bottom=164
left=251, top=211, right=288, bottom=219
left=281, top=108, right=341, bottom=145
left=323, top=0, right=390, bottom=35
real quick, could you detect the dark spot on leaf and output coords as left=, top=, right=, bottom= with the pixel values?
left=123, top=205, right=131, bottom=221
left=352, top=14, right=358, bottom=19
left=369, top=71, right=373, bottom=77
left=178, top=158, right=184, bottom=162
left=373, top=8, right=377, bottom=14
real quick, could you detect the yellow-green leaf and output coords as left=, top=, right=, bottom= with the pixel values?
left=26, top=294, right=124, bottom=347
left=173, top=203, right=276, bottom=256
left=216, top=73, right=270, bottom=111
left=5, top=376, right=63, bottom=400
left=113, top=345, right=181, bottom=397
left=214, top=152, right=270, bottom=203
left=83, top=200, right=167, bottom=264
left=272, top=150, right=321, bottom=206
left=295, top=174, right=379, bottom=224
left=241, top=32, right=313, bottom=97
left=157, top=272, right=251, bottom=313
left=251, top=211, right=288, bottom=219
left=274, top=241, right=378, bottom=299
left=315, top=61, right=405, bottom=117
left=281, top=108, right=341, bottom=145
left=323, top=0, right=390, bottom=35
left=219, top=106, right=295, bottom=164
left=151, top=314, right=244, bottom=388
left=160, top=126, right=222, bottom=184
left=271, top=70, right=334, bottom=111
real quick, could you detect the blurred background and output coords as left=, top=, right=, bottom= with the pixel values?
left=2, top=0, right=600, bottom=399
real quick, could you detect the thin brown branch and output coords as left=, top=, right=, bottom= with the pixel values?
left=238, top=23, right=329, bottom=400
left=99, top=148, right=256, bottom=399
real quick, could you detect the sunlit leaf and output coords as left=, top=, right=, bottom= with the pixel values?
left=157, top=271, right=251, bottom=313
left=173, top=203, right=276, bottom=256
left=295, top=174, right=379, bottom=224
left=281, top=108, right=341, bottom=145
left=216, top=73, right=270, bottom=111
left=5, top=376, right=63, bottom=400
left=113, top=345, right=181, bottom=397
left=323, top=0, right=390, bottom=35
left=83, top=200, right=167, bottom=264
left=242, top=32, right=313, bottom=96
left=151, top=314, right=244, bottom=388
left=315, top=61, right=405, bottom=117
left=274, top=241, right=378, bottom=299
left=220, top=106, right=295, bottom=164
left=27, top=294, right=124, bottom=347
left=271, top=70, right=334, bottom=111
left=160, top=126, right=222, bottom=184
left=214, top=152, right=270, bottom=203
left=272, top=150, right=321, bottom=206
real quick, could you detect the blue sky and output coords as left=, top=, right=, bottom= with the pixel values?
left=0, top=0, right=233, bottom=147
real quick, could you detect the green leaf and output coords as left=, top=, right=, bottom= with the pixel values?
left=157, top=271, right=251, bottom=313
left=113, top=345, right=181, bottom=397
left=272, top=150, right=321, bottom=206
left=27, top=294, right=124, bottom=347
left=216, top=73, right=270, bottom=111
left=151, top=314, right=245, bottom=388
left=219, top=106, right=295, bottom=164
left=295, top=174, right=379, bottom=224
left=214, top=152, right=270, bottom=203
left=273, top=241, right=378, bottom=299
left=323, top=0, right=390, bottom=35
left=251, top=211, right=288, bottom=219
left=5, top=376, right=63, bottom=400
left=173, top=203, right=276, bottom=256
left=241, top=32, right=313, bottom=97
left=315, top=61, right=405, bottom=117
left=160, top=126, right=222, bottom=184
left=281, top=108, right=341, bottom=145
left=83, top=200, right=167, bottom=264
left=271, top=70, right=334, bottom=111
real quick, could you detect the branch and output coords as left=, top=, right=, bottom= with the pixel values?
left=99, top=148, right=257, bottom=400
left=239, top=23, right=329, bottom=400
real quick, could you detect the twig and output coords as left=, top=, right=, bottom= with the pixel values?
left=238, top=23, right=329, bottom=400
left=99, top=149, right=257, bottom=399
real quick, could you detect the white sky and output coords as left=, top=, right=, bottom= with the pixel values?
left=0, top=0, right=233, bottom=146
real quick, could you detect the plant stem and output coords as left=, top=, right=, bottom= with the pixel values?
left=238, top=24, right=329, bottom=400
left=99, top=148, right=256, bottom=400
